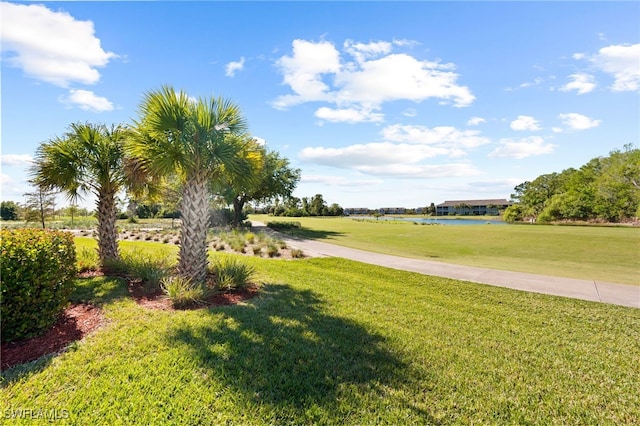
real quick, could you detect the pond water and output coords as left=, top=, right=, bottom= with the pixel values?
left=354, top=217, right=507, bottom=225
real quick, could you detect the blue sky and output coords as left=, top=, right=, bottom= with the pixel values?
left=2, top=1, right=639, bottom=210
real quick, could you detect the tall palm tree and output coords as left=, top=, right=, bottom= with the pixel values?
left=32, top=123, right=130, bottom=264
left=129, top=86, right=250, bottom=283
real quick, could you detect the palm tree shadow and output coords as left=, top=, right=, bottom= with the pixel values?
left=166, top=283, right=408, bottom=414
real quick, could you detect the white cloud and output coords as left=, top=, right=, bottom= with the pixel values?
left=0, top=1, right=116, bottom=87
left=302, top=175, right=383, bottom=187
left=273, top=38, right=474, bottom=113
left=315, top=106, right=384, bottom=123
left=59, top=89, right=114, bottom=112
left=560, top=73, right=596, bottom=94
left=402, top=108, right=417, bottom=118
left=252, top=137, right=266, bottom=146
left=558, top=113, right=601, bottom=130
left=382, top=124, right=490, bottom=149
left=467, top=116, right=486, bottom=126
left=272, top=39, right=341, bottom=108
left=1, top=154, right=33, bottom=166
left=225, top=57, right=245, bottom=77
left=510, top=115, right=541, bottom=131
left=591, top=43, right=640, bottom=92
left=299, top=123, right=484, bottom=179
left=333, top=53, right=475, bottom=108
left=519, top=77, right=544, bottom=88
left=344, top=39, right=392, bottom=64
left=489, top=136, right=555, bottom=159
left=299, top=143, right=480, bottom=179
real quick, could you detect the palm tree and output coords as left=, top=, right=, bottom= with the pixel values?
left=129, top=86, right=250, bottom=283
left=32, top=123, right=130, bottom=264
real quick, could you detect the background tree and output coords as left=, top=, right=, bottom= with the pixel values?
left=32, top=122, right=133, bottom=264
left=23, top=184, right=56, bottom=228
left=507, top=145, right=640, bottom=223
left=129, top=86, right=250, bottom=282
left=222, top=144, right=300, bottom=227
left=0, top=201, right=20, bottom=221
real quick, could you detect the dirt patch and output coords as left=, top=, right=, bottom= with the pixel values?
left=1, top=304, right=105, bottom=371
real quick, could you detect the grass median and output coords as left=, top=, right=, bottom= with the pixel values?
left=2, top=240, right=639, bottom=424
left=253, top=215, right=640, bottom=285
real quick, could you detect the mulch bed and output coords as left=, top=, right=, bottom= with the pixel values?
left=1, top=272, right=260, bottom=371
left=1, top=304, right=105, bottom=371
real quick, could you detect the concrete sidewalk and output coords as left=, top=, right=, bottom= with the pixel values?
left=253, top=222, right=640, bottom=309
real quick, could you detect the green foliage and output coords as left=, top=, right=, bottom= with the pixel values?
left=268, top=194, right=344, bottom=217
left=77, top=247, right=100, bottom=272
left=0, top=229, right=76, bottom=342
left=0, top=201, right=20, bottom=220
left=510, top=146, right=640, bottom=222
left=502, top=204, right=524, bottom=222
left=160, top=276, right=204, bottom=308
left=3, top=257, right=639, bottom=424
left=266, top=221, right=302, bottom=231
left=210, top=256, right=255, bottom=290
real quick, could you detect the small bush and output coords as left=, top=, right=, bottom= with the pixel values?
left=211, top=257, right=255, bottom=291
left=291, top=248, right=305, bottom=258
left=266, top=221, right=301, bottom=231
left=266, top=243, right=279, bottom=258
left=77, top=247, right=100, bottom=272
left=245, top=232, right=256, bottom=244
left=1, top=229, right=76, bottom=342
left=161, top=276, right=203, bottom=308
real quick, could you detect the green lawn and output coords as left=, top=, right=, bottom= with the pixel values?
left=253, top=215, right=640, bottom=285
left=2, top=243, right=639, bottom=424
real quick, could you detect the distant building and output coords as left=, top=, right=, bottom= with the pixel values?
left=436, top=199, right=510, bottom=216
left=344, top=208, right=370, bottom=215
left=379, top=207, right=406, bottom=215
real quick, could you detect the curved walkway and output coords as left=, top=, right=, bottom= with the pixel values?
left=252, top=222, right=639, bottom=309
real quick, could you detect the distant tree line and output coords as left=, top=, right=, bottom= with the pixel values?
left=504, top=145, right=640, bottom=223
left=264, top=194, right=344, bottom=217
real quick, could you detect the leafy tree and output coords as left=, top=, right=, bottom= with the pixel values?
left=508, top=145, right=640, bottom=223
left=0, top=201, right=20, bottom=221
left=218, top=141, right=299, bottom=227
left=32, top=122, right=135, bottom=264
left=129, top=86, right=250, bottom=283
left=23, top=183, right=56, bottom=228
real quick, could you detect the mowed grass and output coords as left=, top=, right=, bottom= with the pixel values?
left=2, top=240, right=639, bottom=424
left=252, top=215, right=640, bottom=285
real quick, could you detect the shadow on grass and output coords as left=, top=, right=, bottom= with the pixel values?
left=166, top=283, right=413, bottom=420
left=282, top=227, right=345, bottom=241
left=69, top=275, right=129, bottom=305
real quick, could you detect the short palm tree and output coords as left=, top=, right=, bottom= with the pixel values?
left=32, top=123, right=130, bottom=264
left=129, top=86, right=251, bottom=283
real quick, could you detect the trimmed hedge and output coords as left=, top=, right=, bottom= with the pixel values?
left=1, top=228, right=76, bottom=342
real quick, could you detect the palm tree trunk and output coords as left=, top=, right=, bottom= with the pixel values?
left=178, top=174, right=209, bottom=283
left=97, top=189, right=119, bottom=265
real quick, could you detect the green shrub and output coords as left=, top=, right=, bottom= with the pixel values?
left=210, top=257, right=255, bottom=291
left=160, top=276, right=203, bottom=308
left=266, top=243, right=279, bottom=258
left=291, top=248, right=305, bottom=258
left=1, top=229, right=76, bottom=342
left=77, top=247, right=100, bottom=272
left=266, top=221, right=301, bottom=231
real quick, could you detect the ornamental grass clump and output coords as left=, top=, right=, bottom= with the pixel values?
left=210, top=257, right=255, bottom=291
left=160, top=276, right=204, bottom=308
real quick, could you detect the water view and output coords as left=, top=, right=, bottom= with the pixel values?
left=355, top=217, right=507, bottom=225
